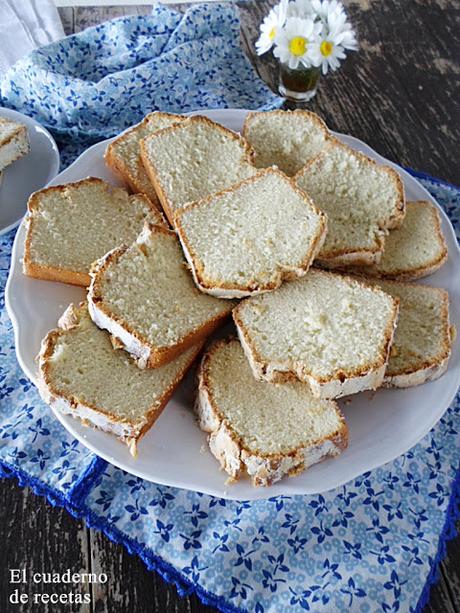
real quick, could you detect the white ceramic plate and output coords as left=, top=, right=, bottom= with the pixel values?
left=6, top=109, right=460, bottom=500
left=0, top=108, right=60, bottom=235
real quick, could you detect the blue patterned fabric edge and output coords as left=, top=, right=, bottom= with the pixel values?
left=405, top=168, right=460, bottom=610
left=0, top=170, right=458, bottom=613
left=0, top=461, right=245, bottom=613
left=414, top=463, right=460, bottom=613
left=3, top=450, right=458, bottom=613
left=67, top=456, right=108, bottom=508
left=404, top=168, right=460, bottom=193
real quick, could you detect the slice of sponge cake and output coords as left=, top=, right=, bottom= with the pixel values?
left=356, top=201, right=448, bottom=280
left=88, top=224, right=235, bottom=368
left=140, top=115, right=257, bottom=225
left=233, top=268, right=399, bottom=399
left=197, top=338, right=348, bottom=486
left=23, top=177, right=165, bottom=287
left=295, top=140, right=405, bottom=267
left=175, top=168, right=327, bottom=299
left=38, top=303, right=202, bottom=456
left=243, top=109, right=331, bottom=176
left=375, top=280, right=453, bottom=387
left=0, top=117, right=29, bottom=172
left=105, top=111, right=185, bottom=206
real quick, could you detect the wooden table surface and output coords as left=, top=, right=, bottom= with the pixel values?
left=1, top=2, right=459, bottom=612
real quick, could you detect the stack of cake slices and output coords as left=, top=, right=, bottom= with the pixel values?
left=24, top=109, right=453, bottom=487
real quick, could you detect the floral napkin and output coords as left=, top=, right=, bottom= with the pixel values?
left=0, top=4, right=459, bottom=612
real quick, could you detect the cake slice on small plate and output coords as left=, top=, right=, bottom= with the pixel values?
left=0, top=116, right=29, bottom=172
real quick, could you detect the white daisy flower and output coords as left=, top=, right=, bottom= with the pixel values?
left=287, top=0, right=314, bottom=18
left=256, top=0, right=289, bottom=56
left=339, top=28, right=359, bottom=51
left=273, top=17, right=322, bottom=69
left=327, top=9, right=358, bottom=50
left=310, top=36, right=347, bottom=74
left=311, top=0, right=345, bottom=21
left=309, top=0, right=357, bottom=73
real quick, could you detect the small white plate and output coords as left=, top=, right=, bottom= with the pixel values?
left=5, top=109, right=460, bottom=500
left=0, top=107, right=60, bottom=235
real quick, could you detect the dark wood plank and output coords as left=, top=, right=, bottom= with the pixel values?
left=58, top=7, right=75, bottom=37
left=90, top=529, right=215, bottom=612
left=59, top=5, right=153, bottom=34
left=238, top=0, right=279, bottom=96
left=426, top=567, right=459, bottom=613
left=239, top=0, right=459, bottom=184
left=438, top=521, right=460, bottom=612
left=0, top=479, right=91, bottom=613
left=71, top=6, right=152, bottom=33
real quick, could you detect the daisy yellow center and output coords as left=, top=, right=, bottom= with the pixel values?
left=269, top=27, right=276, bottom=40
left=289, top=36, right=307, bottom=57
left=320, top=40, right=333, bottom=57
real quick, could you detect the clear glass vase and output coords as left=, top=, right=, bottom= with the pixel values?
left=278, top=64, right=320, bottom=102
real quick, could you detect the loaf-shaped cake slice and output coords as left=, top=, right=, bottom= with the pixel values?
left=295, top=140, right=405, bottom=267
left=0, top=116, right=29, bottom=172
left=243, top=109, right=331, bottom=176
left=24, top=177, right=166, bottom=286
left=88, top=224, right=235, bottom=368
left=375, top=280, right=453, bottom=387
left=355, top=201, right=448, bottom=280
left=105, top=111, right=185, bottom=206
left=140, top=115, right=257, bottom=225
left=175, top=168, right=327, bottom=299
left=197, top=338, right=348, bottom=486
left=38, top=303, right=202, bottom=456
left=233, top=269, right=399, bottom=399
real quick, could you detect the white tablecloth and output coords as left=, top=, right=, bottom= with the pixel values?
left=0, top=0, right=64, bottom=74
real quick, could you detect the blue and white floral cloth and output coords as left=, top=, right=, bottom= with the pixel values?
left=0, top=2, right=278, bottom=164
left=0, top=4, right=459, bottom=612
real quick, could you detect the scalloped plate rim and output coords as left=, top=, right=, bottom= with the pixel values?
left=5, top=108, right=460, bottom=500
